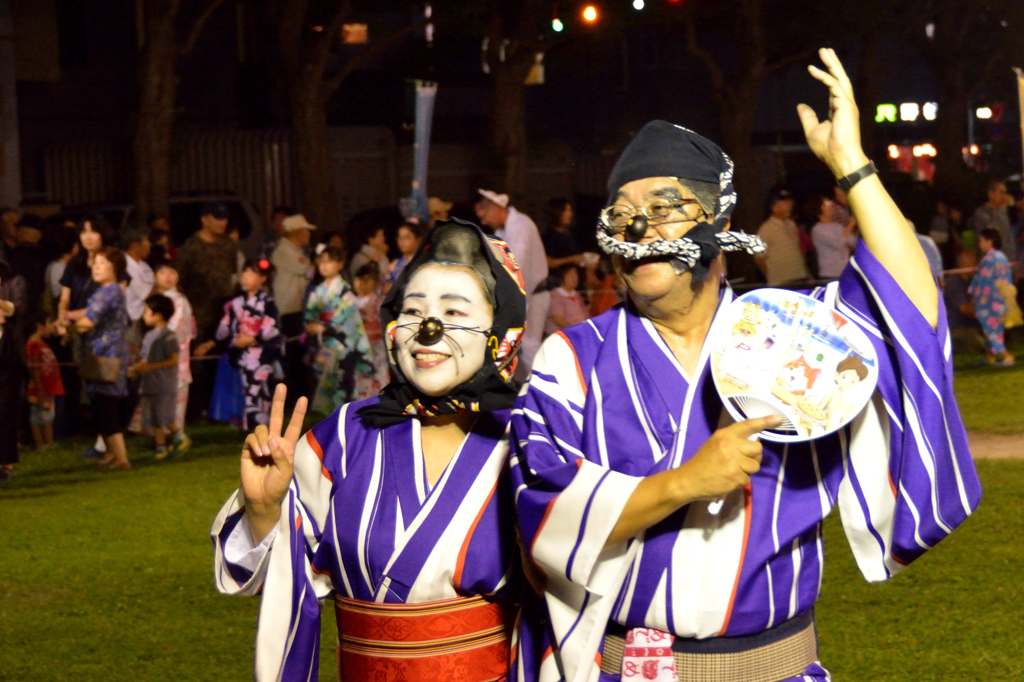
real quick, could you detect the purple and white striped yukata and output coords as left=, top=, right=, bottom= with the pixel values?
left=212, top=399, right=544, bottom=681
left=511, top=241, right=981, bottom=682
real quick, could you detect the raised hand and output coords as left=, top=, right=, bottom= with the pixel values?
left=240, top=384, right=309, bottom=544
left=796, top=48, right=871, bottom=179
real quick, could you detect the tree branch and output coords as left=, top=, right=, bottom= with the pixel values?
left=181, top=0, right=229, bottom=55
left=325, top=19, right=428, bottom=94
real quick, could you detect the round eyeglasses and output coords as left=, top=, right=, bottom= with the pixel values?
left=599, top=197, right=705, bottom=232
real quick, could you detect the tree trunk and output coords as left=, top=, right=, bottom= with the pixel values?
left=134, top=4, right=179, bottom=222
left=718, top=86, right=763, bottom=236
left=716, top=80, right=765, bottom=284
left=489, top=62, right=531, bottom=201
left=489, top=65, right=528, bottom=200
left=288, top=73, right=342, bottom=233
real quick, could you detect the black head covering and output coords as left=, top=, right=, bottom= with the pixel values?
left=356, top=219, right=528, bottom=428
left=597, top=120, right=765, bottom=279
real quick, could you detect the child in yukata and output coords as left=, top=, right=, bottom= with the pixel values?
left=821, top=355, right=869, bottom=431
left=305, top=247, right=377, bottom=413
left=213, top=260, right=282, bottom=430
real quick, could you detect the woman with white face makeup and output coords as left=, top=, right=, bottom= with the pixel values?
left=211, top=220, right=546, bottom=682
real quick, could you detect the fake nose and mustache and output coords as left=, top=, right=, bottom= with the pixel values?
left=416, top=317, right=446, bottom=346
left=625, top=215, right=648, bottom=243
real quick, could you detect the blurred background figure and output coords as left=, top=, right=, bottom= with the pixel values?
left=271, top=214, right=316, bottom=406
left=210, top=260, right=281, bottom=429
left=910, top=219, right=944, bottom=286
left=476, top=189, right=548, bottom=373
left=972, top=181, right=1015, bottom=266
left=25, top=310, right=63, bottom=451
left=810, top=195, right=857, bottom=279
left=304, top=247, right=376, bottom=414
left=970, top=228, right=1016, bottom=366
left=0, top=256, right=25, bottom=480
left=349, top=218, right=390, bottom=282
left=62, top=247, right=131, bottom=470
left=261, top=205, right=297, bottom=260
left=428, top=196, right=452, bottom=226
left=543, top=264, right=589, bottom=337
left=352, top=263, right=391, bottom=396
left=944, top=250, right=984, bottom=354
left=385, top=221, right=425, bottom=291
left=757, top=187, right=809, bottom=285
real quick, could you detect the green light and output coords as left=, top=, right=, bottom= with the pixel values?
left=552, top=18, right=564, bottom=32
left=875, top=104, right=897, bottom=123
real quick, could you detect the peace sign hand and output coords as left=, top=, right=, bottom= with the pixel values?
left=797, top=48, right=871, bottom=180
left=241, top=384, right=309, bottom=544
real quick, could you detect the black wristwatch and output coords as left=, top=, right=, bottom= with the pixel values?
left=837, top=161, right=877, bottom=193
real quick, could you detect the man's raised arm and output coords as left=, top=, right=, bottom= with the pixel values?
left=797, top=48, right=939, bottom=328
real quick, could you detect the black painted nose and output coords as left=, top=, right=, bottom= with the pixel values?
left=625, top=215, right=648, bottom=243
left=416, top=317, right=445, bottom=346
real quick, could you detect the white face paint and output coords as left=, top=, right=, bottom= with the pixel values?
left=392, top=264, right=495, bottom=398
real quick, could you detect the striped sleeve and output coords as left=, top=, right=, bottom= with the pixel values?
left=511, top=332, right=641, bottom=595
left=831, top=241, right=981, bottom=582
left=210, top=404, right=348, bottom=681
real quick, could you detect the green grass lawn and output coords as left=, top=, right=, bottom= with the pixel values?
left=1, top=426, right=1021, bottom=680
left=953, top=330, right=1024, bottom=434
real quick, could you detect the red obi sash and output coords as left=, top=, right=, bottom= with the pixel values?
left=334, top=594, right=512, bottom=682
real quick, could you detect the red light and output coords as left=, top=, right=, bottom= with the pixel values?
left=583, top=5, right=597, bottom=21
left=258, top=259, right=270, bottom=269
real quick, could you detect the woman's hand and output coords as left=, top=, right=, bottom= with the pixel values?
left=241, top=385, right=308, bottom=544
left=305, top=321, right=325, bottom=335
left=234, top=334, right=256, bottom=349
left=796, top=48, right=871, bottom=179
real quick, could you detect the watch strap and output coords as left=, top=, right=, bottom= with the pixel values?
left=837, top=161, right=877, bottom=193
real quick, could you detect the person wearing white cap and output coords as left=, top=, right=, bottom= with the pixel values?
left=271, top=214, right=316, bottom=402
left=476, top=189, right=549, bottom=372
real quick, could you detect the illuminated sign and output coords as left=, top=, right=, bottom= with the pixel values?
left=900, top=103, right=920, bottom=122
left=876, top=104, right=897, bottom=123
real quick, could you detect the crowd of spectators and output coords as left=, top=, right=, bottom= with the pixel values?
left=2, top=177, right=1015, bottom=479
left=0, top=192, right=625, bottom=481
left=753, top=179, right=1024, bottom=367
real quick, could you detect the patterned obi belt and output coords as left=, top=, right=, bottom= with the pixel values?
left=333, top=594, right=513, bottom=682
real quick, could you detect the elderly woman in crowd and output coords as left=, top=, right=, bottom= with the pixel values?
left=61, top=247, right=132, bottom=470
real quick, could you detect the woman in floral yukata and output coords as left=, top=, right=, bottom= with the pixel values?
left=212, top=220, right=546, bottom=682
left=304, top=246, right=378, bottom=413
left=969, top=228, right=1016, bottom=366
left=213, top=259, right=282, bottom=429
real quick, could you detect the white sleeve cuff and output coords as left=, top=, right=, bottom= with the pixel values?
left=223, top=515, right=278, bottom=572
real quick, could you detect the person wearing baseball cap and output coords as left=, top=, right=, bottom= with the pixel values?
left=179, top=201, right=242, bottom=416
left=757, top=186, right=810, bottom=284
left=271, top=214, right=317, bottom=403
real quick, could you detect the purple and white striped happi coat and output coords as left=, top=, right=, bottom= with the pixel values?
left=212, top=400, right=545, bottom=682
left=511, top=242, right=981, bottom=682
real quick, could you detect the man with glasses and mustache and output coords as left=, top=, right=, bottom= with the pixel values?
left=510, top=49, right=979, bottom=682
